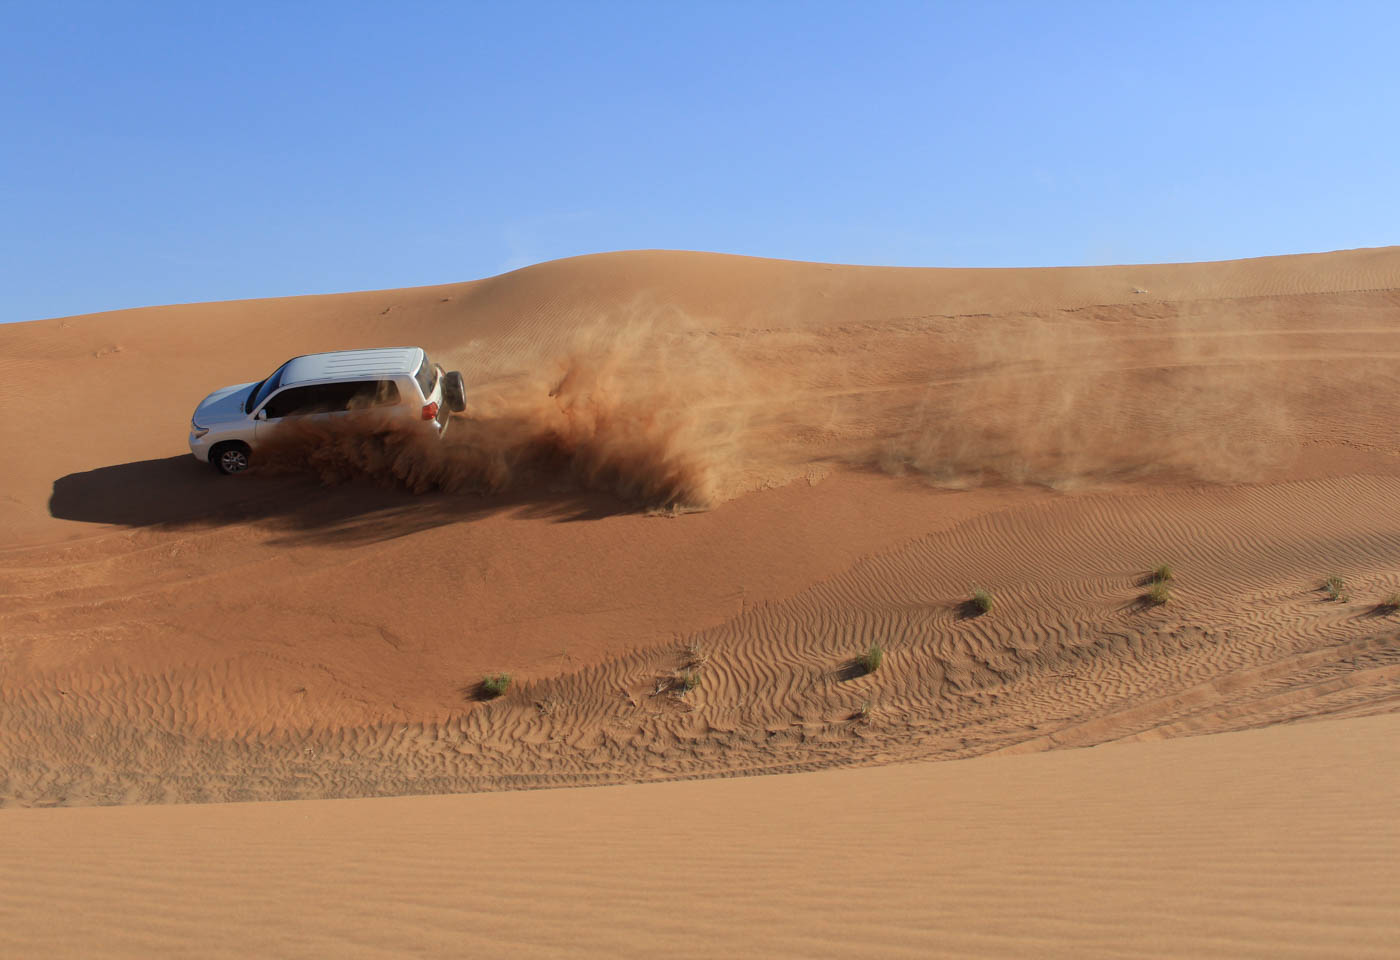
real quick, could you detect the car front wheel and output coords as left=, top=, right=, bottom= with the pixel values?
left=210, top=441, right=252, bottom=476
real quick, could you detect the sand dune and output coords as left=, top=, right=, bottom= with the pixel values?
left=2, top=714, right=1396, bottom=958
left=2, top=247, right=1400, bottom=806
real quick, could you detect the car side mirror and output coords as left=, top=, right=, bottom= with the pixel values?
left=256, top=409, right=267, bottom=421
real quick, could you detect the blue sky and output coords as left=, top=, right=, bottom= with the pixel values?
left=3, top=1, right=1397, bottom=323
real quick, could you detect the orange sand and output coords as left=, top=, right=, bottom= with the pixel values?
left=2, top=713, right=1396, bottom=958
left=3, top=248, right=1399, bottom=802
left=3, top=245, right=1398, bottom=954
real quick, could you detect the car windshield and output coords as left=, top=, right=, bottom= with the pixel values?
left=245, top=361, right=290, bottom=414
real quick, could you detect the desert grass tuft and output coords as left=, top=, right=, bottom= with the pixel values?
left=971, top=588, right=994, bottom=615
left=481, top=673, right=512, bottom=699
left=1324, top=575, right=1349, bottom=603
left=850, top=700, right=874, bottom=723
left=1376, top=591, right=1400, bottom=614
left=676, top=669, right=702, bottom=693
left=534, top=696, right=559, bottom=717
left=1145, top=581, right=1171, bottom=606
left=1150, top=564, right=1174, bottom=583
left=681, top=640, right=710, bottom=670
left=856, top=642, right=884, bottom=675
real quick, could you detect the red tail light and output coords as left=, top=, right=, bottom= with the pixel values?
left=421, top=401, right=439, bottom=421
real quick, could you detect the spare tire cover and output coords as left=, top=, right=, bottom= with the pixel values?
left=442, top=370, right=467, bottom=412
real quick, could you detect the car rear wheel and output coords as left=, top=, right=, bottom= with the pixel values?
left=442, top=370, right=467, bottom=413
left=210, top=441, right=252, bottom=476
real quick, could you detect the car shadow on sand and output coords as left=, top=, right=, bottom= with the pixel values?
left=49, top=455, right=636, bottom=546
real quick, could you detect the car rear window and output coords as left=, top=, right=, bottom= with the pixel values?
left=414, top=353, right=437, bottom=397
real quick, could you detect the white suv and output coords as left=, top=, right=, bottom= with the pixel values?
left=189, top=347, right=466, bottom=475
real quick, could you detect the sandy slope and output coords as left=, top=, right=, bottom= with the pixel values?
left=2, top=247, right=1400, bottom=805
left=2, top=713, right=1396, bottom=959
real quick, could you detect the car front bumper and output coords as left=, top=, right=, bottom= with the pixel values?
left=189, top=430, right=214, bottom=462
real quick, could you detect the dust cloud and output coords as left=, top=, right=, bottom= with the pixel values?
left=260, top=300, right=1299, bottom=507
left=258, top=307, right=786, bottom=511
left=873, top=306, right=1295, bottom=488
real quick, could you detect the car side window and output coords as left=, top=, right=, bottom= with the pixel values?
left=319, top=380, right=401, bottom=411
left=374, top=380, right=400, bottom=406
left=261, top=386, right=317, bottom=419
left=264, top=381, right=401, bottom=418
left=309, top=382, right=355, bottom=411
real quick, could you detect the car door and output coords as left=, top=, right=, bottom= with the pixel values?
left=318, top=380, right=402, bottom=423
left=311, top=382, right=363, bottom=425
left=253, top=385, right=319, bottom=441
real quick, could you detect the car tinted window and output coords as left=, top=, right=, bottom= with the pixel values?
left=312, top=382, right=358, bottom=411
left=263, top=380, right=400, bottom=419
left=414, top=354, right=436, bottom=397
left=310, top=380, right=400, bottom=411
left=262, top=385, right=316, bottom=419
left=373, top=380, right=400, bottom=406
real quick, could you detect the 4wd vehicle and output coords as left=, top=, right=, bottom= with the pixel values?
left=188, top=347, right=467, bottom=475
